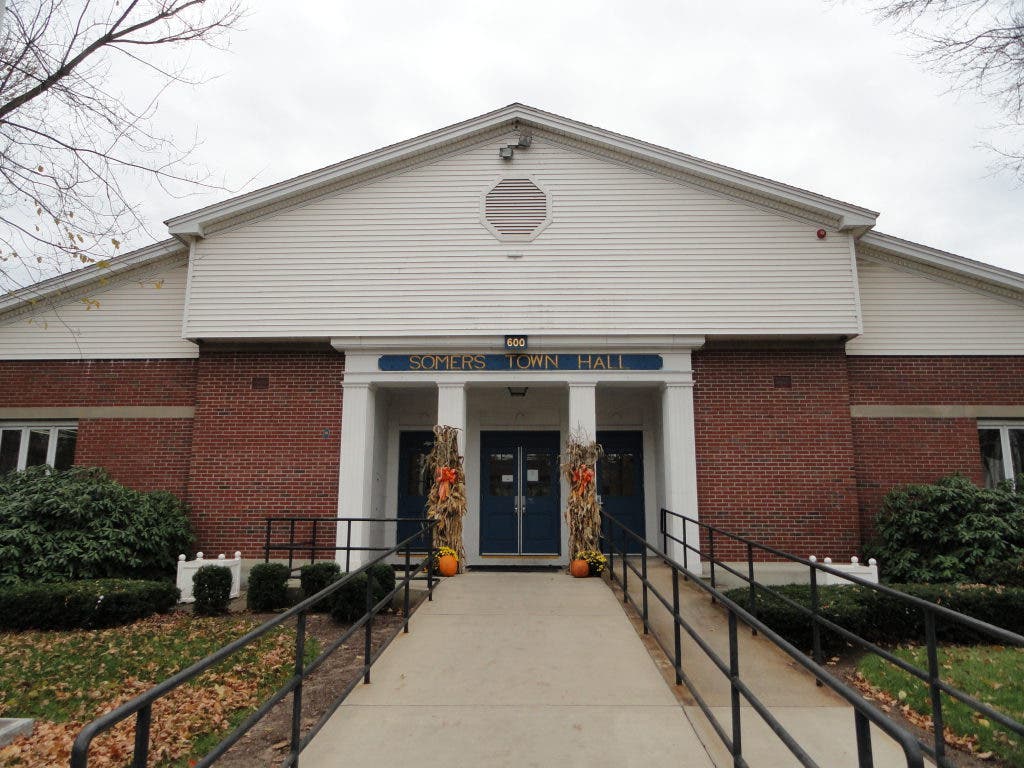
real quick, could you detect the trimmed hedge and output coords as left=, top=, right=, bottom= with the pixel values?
left=300, top=562, right=341, bottom=610
left=724, top=582, right=1024, bottom=653
left=367, top=563, right=396, bottom=599
left=867, top=474, right=1024, bottom=584
left=246, top=563, right=290, bottom=611
left=330, top=573, right=386, bottom=624
left=193, top=565, right=232, bottom=616
left=0, top=466, right=192, bottom=585
left=0, top=579, right=179, bottom=630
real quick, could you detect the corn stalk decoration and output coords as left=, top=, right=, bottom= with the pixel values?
left=562, top=429, right=604, bottom=560
left=426, top=425, right=467, bottom=573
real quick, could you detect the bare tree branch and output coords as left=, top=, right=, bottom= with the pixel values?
left=862, top=0, right=1024, bottom=180
left=0, top=0, right=244, bottom=290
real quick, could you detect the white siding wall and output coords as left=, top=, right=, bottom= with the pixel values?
left=847, top=257, right=1024, bottom=355
left=184, top=131, right=861, bottom=339
left=0, top=257, right=197, bottom=359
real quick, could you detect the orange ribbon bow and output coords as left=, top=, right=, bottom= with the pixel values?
left=571, top=465, right=594, bottom=496
left=435, top=466, right=458, bottom=501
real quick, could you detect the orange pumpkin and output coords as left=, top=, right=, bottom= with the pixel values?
left=570, top=559, right=590, bottom=578
left=438, top=554, right=458, bottom=577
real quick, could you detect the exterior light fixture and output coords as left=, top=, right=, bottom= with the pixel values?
left=507, top=386, right=528, bottom=397
left=499, top=146, right=515, bottom=160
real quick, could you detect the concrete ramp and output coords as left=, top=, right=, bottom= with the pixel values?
left=303, top=571, right=713, bottom=767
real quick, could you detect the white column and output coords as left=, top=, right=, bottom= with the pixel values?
left=436, top=381, right=468, bottom=455
left=567, top=382, right=597, bottom=443
left=336, top=382, right=377, bottom=570
left=662, top=380, right=700, bottom=573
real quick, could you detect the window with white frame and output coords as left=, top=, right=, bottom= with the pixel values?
left=978, top=422, right=1024, bottom=488
left=0, top=423, right=78, bottom=473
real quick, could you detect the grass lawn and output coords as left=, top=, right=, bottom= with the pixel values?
left=0, top=613, right=318, bottom=768
left=858, top=645, right=1024, bottom=767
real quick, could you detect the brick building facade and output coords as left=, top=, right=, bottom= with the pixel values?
left=2, top=105, right=1022, bottom=568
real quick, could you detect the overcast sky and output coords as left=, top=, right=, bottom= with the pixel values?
left=120, top=0, right=1022, bottom=273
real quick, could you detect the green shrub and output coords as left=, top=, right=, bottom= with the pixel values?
left=330, top=573, right=386, bottom=624
left=0, top=579, right=179, bottom=630
left=367, top=563, right=396, bottom=599
left=300, top=562, right=341, bottom=610
left=977, top=555, right=1024, bottom=588
left=0, top=466, right=192, bottom=585
left=193, top=565, right=233, bottom=616
left=866, top=474, right=1024, bottom=584
left=246, top=563, right=291, bottom=611
left=725, top=582, right=1024, bottom=653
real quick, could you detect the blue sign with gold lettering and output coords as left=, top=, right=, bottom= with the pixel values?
left=378, top=353, right=663, bottom=372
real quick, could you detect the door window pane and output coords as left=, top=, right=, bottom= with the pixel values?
left=1010, top=429, right=1024, bottom=482
left=0, top=430, right=21, bottom=473
left=54, top=428, right=77, bottom=470
left=26, top=429, right=50, bottom=468
left=524, top=453, right=552, bottom=498
left=404, top=452, right=430, bottom=497
left=601, top=453, right=637, bottom=497
left=488, top=452, right=515, bottom=496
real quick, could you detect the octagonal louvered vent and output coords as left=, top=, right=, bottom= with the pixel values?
left=483, top=178, right=549, bottom=240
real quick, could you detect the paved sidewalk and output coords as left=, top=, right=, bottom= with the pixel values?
left=641, top=563, right=931, bottom=767
left=303, top=570, right=714, bottom=768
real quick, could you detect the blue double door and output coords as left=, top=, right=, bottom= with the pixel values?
left=480, top=431, right=561, bottom=555
left=397, top=428, right=646, bottom=558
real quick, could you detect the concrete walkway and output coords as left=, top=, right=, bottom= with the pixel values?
left=642, top=562, right=930, bottom=767
left=303, top=571, right=714, bottom=768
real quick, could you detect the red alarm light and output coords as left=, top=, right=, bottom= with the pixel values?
left=816, top=229, right=827, bottom=240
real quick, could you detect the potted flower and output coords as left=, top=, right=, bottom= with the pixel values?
left=577, top=549, right=607, bottom=577
left=434, top=546, right=459, bottom=577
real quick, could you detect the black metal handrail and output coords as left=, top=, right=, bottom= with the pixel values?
left=602, top=510, right=926, bottom=768
left=660, top=507, right=1024, bottom=768
left=264, top=516, right=430, bottom=572
left=71, top=522, right=438, bottom=768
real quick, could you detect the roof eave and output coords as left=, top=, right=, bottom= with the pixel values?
left=859, top=231, right=1024, bottom=294
left=0, top=238, right=185, bottom=316
left=165, top=103, right=879, bottom=237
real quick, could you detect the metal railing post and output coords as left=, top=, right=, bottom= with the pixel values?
left=130, top=704, right=151, bottom=768
left=345, top=522, right=352, bottom=572
left=746, top=541, right=758, bottom=636
left=622, top=535, right=629, bottom=603
left=661, top=508, right=668, bottom=554
left=403, top=542, right=411, bottom=633
left=310, top=519, right=318, bottom=564
left=290, top=612, right=306, bottom=768
left=924, top=610, right=946, bottom=764
left=607, top=529, right=614, bottom=575
left=427, top=534, right=435, bottom=600
left=708, top=527, right=716, bottom=602
left=363, top=576, right=373, bottom=684
left=810, top=564, right=824, bottom=685
left=854, top=709, right=874, bottom=768
left=728, top=610, right=742, bottom=768
left=264, top=519, right=272, bottom=564
left=641, top=544, right=649, bottom=635
left=672, top=566, right=682, bottom=685
left=682, top=515, right=689, bottom=580
left=288, top=518, right=296, bottom=572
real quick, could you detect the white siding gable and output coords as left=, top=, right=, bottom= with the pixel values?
left=0, top=257, right=197, bottom=359
left=847, top=256, right=1024, bottom=355
left=184, top=131, right=861, bottom=340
